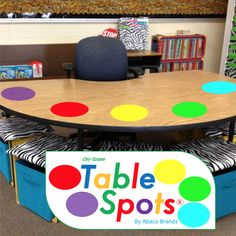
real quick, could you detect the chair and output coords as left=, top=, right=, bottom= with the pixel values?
left=75, top=36, right=141, bottom=80
left=71, top=36, right=143, bottom=147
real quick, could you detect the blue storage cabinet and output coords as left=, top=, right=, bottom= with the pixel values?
left=214, top=170, right=236, bottom=218
left=15, top=159, right=54, bottom=221
left=0, top=139, right=11, bottom=184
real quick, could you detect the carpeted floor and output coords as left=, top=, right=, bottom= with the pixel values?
left=1, top=174, right=236, bottom=236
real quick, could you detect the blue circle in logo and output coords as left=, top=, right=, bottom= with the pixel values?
left=202, top=81, right=236, bottom=94
left=178, top=203, right=210, bottom=227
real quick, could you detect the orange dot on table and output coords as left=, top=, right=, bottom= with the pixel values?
left=50, top=102, right=89, bottom=117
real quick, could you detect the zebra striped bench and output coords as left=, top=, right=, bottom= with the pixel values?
left=98, top=140, right=162, bottom=151
left=0, top=117, right=52, bottom=184
left=8, top=133, right=79, bottom=168
left=0, top=117, right=53, bottom=142
left=8, top=133, right=79, bottom=222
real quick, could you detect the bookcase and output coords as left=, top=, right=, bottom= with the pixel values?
left=151, top=34, right=206, bottom=72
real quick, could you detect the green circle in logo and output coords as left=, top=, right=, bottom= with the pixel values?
left=172, top=102, right=207, bottom=118
left=179, top=176, right=211, bottom=201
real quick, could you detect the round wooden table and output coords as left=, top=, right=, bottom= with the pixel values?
left=0, top=70, right=235, bottom=149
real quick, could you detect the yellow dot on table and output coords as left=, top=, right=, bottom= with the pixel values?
left=111, top=104, right=148, bottom=122
left=154, top=160, right=186, bottom=184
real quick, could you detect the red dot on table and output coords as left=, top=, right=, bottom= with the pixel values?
left=50, top=102, right=89, bottom=117
left=49, top=165, right=81, bottom=190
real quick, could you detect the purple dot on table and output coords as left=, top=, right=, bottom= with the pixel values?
left=66, top=192, right=98, bottom=217
left=1, top=87, right=35, bottom=101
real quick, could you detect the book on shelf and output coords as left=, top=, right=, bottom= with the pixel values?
left=151, top=34, right=206, bottom=72
left=160, top=59, right=204, bottom=72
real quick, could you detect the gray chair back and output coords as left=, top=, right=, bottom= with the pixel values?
left=75, top=36, right=128, bottom=81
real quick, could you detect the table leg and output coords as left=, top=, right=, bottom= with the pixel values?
left=77, top=129, right=84, bottom=150
left=228, top=121, right=235, bottom=142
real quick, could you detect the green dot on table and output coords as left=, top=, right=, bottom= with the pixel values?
left=179, top=176, right=211, bottom=201
left=172, top=102, right=207, bottom=118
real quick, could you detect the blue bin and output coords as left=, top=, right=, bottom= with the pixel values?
left=0, top=139, right=11, bottom=184
left=15, top=160, right=54, bottom=221
left=214, top=170, right=236, bottom=218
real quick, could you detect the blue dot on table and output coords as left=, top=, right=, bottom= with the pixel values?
left=178, top=203, right=210, bottom=228
left=202, top=81, right=236, bottom=94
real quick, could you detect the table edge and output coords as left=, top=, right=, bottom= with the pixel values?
left=1, top=105, right=235, bottom=133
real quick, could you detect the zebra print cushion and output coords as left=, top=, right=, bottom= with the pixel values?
left=99, top=140, right=162, bottom=151
left=118, top=17, right=148, bottom=50
left=0, top=117, right=53, bottom=142
left=171, top=137, right=236, bottom=173
left=8, top=133, right=78, bottom=168
left=203, top=122, right=236, bottom=137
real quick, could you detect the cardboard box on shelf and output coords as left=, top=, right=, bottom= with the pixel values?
left=15, top=65, right=33, bottom=79
left=0, top=66, right=16, bottom=79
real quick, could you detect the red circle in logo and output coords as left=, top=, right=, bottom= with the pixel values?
left=49, top=165, right=81, bottom=190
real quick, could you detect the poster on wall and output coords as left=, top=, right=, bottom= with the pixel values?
left=225, top=3, right=236, bottom=78
left=221, top=0, right=236, bottom=77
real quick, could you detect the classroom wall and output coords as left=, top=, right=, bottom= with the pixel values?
left=0, top=18, right=225, bottom=73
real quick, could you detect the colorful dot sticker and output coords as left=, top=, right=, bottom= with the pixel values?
left=178, top=203, right=210, bottom=227
left=202, top=81, right=236, bottom=94
left=179, top=176, right=211, bottom=201
left=111, top=104, right=148, bottom=122
left=1, top=87, right=35, bottom=101
left=66, top=192, right=98, bottom=217
left=154, top=159, right=186, bottom=184
left=50, top=102, right=89, bottom=117
left=49, top=165, right=81, bottom=190
left=172, top=102, right=207, bottom=118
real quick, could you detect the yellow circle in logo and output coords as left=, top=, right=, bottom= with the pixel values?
left=111, top=104, right=148, bottom=122
left=154, top=160, right=186, bottom=184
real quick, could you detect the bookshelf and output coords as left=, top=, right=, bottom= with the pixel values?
left=152, top=34, right=206, bottom=72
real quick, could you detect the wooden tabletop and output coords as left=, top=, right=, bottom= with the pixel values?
left=127, top=50, right=162, bottom=57
left=0, top=70, right=235, bottom=132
